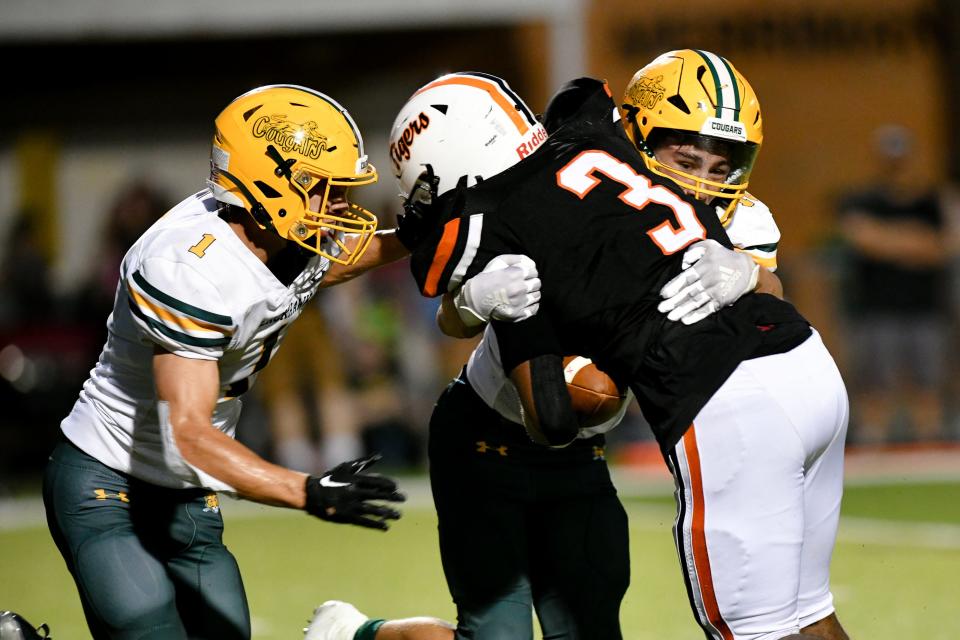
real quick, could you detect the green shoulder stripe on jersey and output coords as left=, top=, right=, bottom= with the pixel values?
left=128, top=299, right=232, bottom=348
left=742, top=242, right=778, bottom=253
left=131, top=270, right=233, bottom=326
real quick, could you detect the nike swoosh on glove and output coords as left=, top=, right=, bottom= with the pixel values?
left=657, top=239, right=759, bottom=325
left=305, top=454, right=406, bottom=531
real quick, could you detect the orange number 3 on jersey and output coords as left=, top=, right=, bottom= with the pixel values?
left=556, top=149, right=706, bottom=255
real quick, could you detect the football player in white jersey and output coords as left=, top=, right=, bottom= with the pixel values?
left=42, top=85, right=407, bottom=640
left=618, top=51, right=847, bottom=640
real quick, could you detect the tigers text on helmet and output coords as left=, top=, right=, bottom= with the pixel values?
left=389, top=72, right=548, bottom=198
left=208, top=85, right=378, bottom=265
left=620, top=49, right=762, bottom=222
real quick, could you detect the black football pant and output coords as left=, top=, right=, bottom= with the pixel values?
left=429, top=372, right=630, bottom=640
left=42, top=439, right=250, bottom=640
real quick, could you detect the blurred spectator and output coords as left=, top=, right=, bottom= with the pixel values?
left=76, top=180, right=169, bottom=332
left=253, top=258, right=429, bottom=473
left=0, top=211, right=56, bottom=328
left=837, top=125, right=951, bottom=443
left=253, top=303, right=362, bottom=473
left=324, top=263, right=425, bottom=469
left=0, top=211, right=91, bottom=488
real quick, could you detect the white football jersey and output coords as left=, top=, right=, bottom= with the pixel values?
left=464, top=193, right=781, bottom=437
left=61, top=190, right=331, bottom=491
left=721, top=193, right=781, bottom=271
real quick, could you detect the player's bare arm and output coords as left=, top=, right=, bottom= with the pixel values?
left=154, top=349, right=403, bottom=530
left=154, top=348, right=310, bottom=508
left=436, top=291, right=485, bottom=338
left=755, top=265, right=783, bottom=298
left=322, top=228, right=409, bottom=287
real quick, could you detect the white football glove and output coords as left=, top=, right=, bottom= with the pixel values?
left=658, top=239, right=759, bottom=325
left=454, top=254, right=541, bottom=326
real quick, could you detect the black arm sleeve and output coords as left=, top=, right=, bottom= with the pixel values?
left=492, top=313, right=557, bottom=374
left=529, top=354, right=579, bottom=447
left=493, top=314, right=578, bottom=447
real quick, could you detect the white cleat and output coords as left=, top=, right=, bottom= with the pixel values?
left=304, top=600, right=370, bottom=640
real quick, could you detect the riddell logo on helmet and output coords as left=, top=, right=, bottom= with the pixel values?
left=251, top=115, right=329, bottom=159
left=516, top=126, right=548, bottom=159
left=390, top=112, right=431, bottom=171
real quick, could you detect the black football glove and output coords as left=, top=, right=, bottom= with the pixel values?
left=305, top=454, right=405, bottom=531
left=395, top=164, right=443, bottom=251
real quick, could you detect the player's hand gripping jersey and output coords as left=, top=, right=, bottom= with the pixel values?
left=410, top=78, right=810, bottom=451
left=61, top=190, right=332, bottom=490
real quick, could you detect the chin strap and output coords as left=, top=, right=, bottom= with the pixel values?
left=216, top=169, right=276, bottom=232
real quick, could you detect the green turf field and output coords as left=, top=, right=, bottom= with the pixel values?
left=3, top=480, right=958, bottom=639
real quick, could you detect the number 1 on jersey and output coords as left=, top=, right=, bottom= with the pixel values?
left=556, top=150, right=706, bottom=255
left=188, top=234, right=216, bottom=258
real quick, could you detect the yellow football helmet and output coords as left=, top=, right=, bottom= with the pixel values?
left=620, top=49, right=762, bottom=222
left=208, top=85, right=378, bottom=264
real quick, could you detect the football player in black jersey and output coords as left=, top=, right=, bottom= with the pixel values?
left=420, top=65, right=847, bottom=638
left=306, top=73, right=629, bottom=640
left=307, top=59, right=848, bottom=640
left=401, top=69, right=847, bottom=640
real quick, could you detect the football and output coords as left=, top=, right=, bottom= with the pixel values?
left=562, top=356, right=626, bottom=428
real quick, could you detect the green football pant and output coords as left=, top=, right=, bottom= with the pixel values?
left=429, top=374, right=630, bottom=640
left=43, top=439, right=250, bottom=640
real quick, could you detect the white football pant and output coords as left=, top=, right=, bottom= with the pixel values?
left=667, top=331, right=848, bottom=640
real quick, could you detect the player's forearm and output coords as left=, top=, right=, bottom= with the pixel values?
left=436, top=292, right=484, bottom=338
left=754, top=267, right=783, bottom=299
left=172, top=415, right=308, bottom=508
left=323, top=230, right=410, bottom=287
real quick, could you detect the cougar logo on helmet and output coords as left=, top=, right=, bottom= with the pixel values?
left=628, top=75, right=666, bottom=110
left=251, top=115, right=329, bottom=159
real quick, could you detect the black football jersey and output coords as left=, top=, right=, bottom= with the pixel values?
left=410, top=78, right=811, bottom=451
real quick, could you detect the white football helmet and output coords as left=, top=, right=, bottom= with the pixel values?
left=389, top=72, right=548, bottom=198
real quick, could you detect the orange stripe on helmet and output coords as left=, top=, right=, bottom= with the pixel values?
left=683, top=426, right=735, bottom=640
left=423, top=217, right=462, bottom=297
left=414, top=76, right=529, bottom=136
